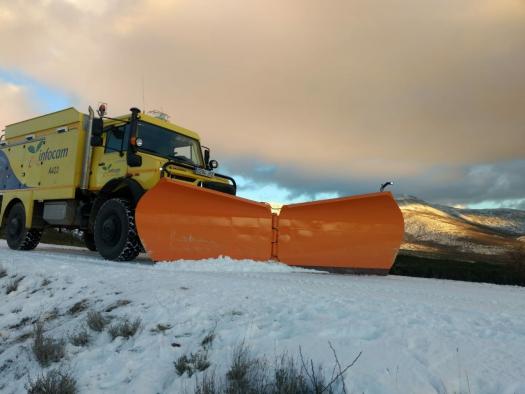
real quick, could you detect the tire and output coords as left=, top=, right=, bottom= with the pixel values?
left=94, top=198, right=140, bottom=261
left=5, top=202, right=42, bottom=251
left=83, top=231, right=97, bottom=251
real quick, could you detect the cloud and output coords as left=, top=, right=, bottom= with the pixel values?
left=469, top=198, right=525, bottom=210
left=0, top=68, right=76, bottom=113
left=0, top=81, right=38, bottom=133
left=226, top=157, right=525, bottom=207
left=1, top=0, right=524, bottom=206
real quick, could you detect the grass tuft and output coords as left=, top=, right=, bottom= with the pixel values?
left=86, top=311, right=108, bottom=332
left=108, top=317, right=142, bottom=340
left=26, top=369, right=77, bottom=394
left=68, top=299, right=89, bottom=315
left=6, top=276, right=24, bottom=294
left=69, top=328, right=90, bottom=347
left=32, top=322, right=66, bottom=367
left=225, top=343, right=268, bottom=393
left=194, top=371, right=219, bottom=394
left=190, top=342, right=362, bottom=394
left=201, top=330, right=216, bottom=350
left=175, top=351, right=211, bottom=377
left=104, top=299, right=131, bottom=313
left=0, top=265, right=7, bottom=279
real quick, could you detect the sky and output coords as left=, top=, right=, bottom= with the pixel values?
left=0, top=0, right=524, bottom=208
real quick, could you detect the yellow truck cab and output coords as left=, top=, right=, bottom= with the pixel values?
left=0, top=106, right=235, bottom=260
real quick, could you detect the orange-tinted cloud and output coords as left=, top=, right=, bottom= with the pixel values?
left=1, top=0, right=524, bottom=202
left=0, top=81, right=38, bottom=134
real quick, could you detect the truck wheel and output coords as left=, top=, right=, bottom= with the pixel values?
left=83, top=232, right=97, bottom=251
left=5, top=202, right=42, bottom=251
left=94, top=198, right=140, bottom=261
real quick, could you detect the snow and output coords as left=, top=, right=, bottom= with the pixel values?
left=396, top=196, right=525, bottom=257
left=1, top=241, right=525, bottom=394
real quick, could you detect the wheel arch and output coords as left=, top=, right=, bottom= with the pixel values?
left=88, top=178, right=145, bottom=230
left=1, top=197, right=24, bottom=229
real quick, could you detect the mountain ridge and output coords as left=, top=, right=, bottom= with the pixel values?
left=396, top=195, right=525, bottom=264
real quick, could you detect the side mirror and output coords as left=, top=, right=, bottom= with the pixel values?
left=204, top=148, right=210, bottom=167
left=129, top=107, right=141, bottom=153
left=92, top=118, right=104, bottom=136
left=209, top=159, right=219, bottom=169
left=127, top=153, right=142, bottom=167
left=91, top=135, right=103, bottom=147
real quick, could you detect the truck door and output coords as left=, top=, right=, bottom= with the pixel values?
left=93, top=124, right=129, bottom=185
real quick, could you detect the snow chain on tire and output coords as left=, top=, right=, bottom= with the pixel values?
left=117, top=199, right=141, bottom=261
left=5, top=202, right=42, bottom=251
left=18, top=229, right=43, bottom=251
left=94, top=198, right=141, bottom=261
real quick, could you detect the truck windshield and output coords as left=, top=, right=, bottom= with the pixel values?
left=137, top=122, right=204, bottom=167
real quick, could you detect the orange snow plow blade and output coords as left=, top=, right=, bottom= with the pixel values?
left=135, top=178, right=273, bottom=262
left=277, top=193, right=404, bottom=273
left=136, top=178, right=404, bottom=273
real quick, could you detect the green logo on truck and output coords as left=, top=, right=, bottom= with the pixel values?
left=27, top=140, right=44, bottom=154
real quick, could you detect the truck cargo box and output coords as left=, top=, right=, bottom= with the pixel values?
left=0, top=108, right=87, bottom=200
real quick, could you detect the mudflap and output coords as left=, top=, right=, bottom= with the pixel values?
left=135, top=178, right=273, bottom=262
left=277, top=192, right=404, bottom=273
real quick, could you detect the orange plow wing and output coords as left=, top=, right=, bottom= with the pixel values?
left=135, top=178, right=273, bottom=262
left=277, top=193, right=404, bottom=273
left=136, top=178, right=404, bottom=273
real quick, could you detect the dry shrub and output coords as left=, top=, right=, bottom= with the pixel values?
left=192, top=342, right=362, bottom=394
left=108, top=317, right=141, bottom=340
left=70, top=328, right=90, bottom=347
left=26, top=369, right=77, bottom=394
left=86, top=311, right=108, bottom=332
left=32, top=322, right=66, bottom=367
left=175, top=351, right=211, bottom=377
left=6, top=276, right=24, bottom=294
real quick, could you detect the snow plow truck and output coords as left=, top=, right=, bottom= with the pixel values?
left=0, top=106, right=404, bottom=273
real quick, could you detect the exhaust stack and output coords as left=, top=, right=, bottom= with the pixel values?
left=80, top=106, right=95, bottom=192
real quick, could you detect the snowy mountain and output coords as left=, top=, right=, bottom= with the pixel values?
left=397, top=196, right=525, bottom=263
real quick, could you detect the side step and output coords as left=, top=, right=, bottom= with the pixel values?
left=135, top=178, right=404, bottom=272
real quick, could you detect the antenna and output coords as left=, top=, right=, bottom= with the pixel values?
left=142, top=74, right=146, bottom=113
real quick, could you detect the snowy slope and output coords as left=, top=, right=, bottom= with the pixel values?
left=397, top=196, right=525, bottom=261
left=398, top=196, right=525, bottom=235
left=1, top=241, right=525, bottom=394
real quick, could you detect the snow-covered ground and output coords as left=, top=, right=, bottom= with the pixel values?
left=1, top=241, right=525, bottom=394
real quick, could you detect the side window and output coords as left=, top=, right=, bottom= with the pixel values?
left=105, top=125, right=129, bottom=153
